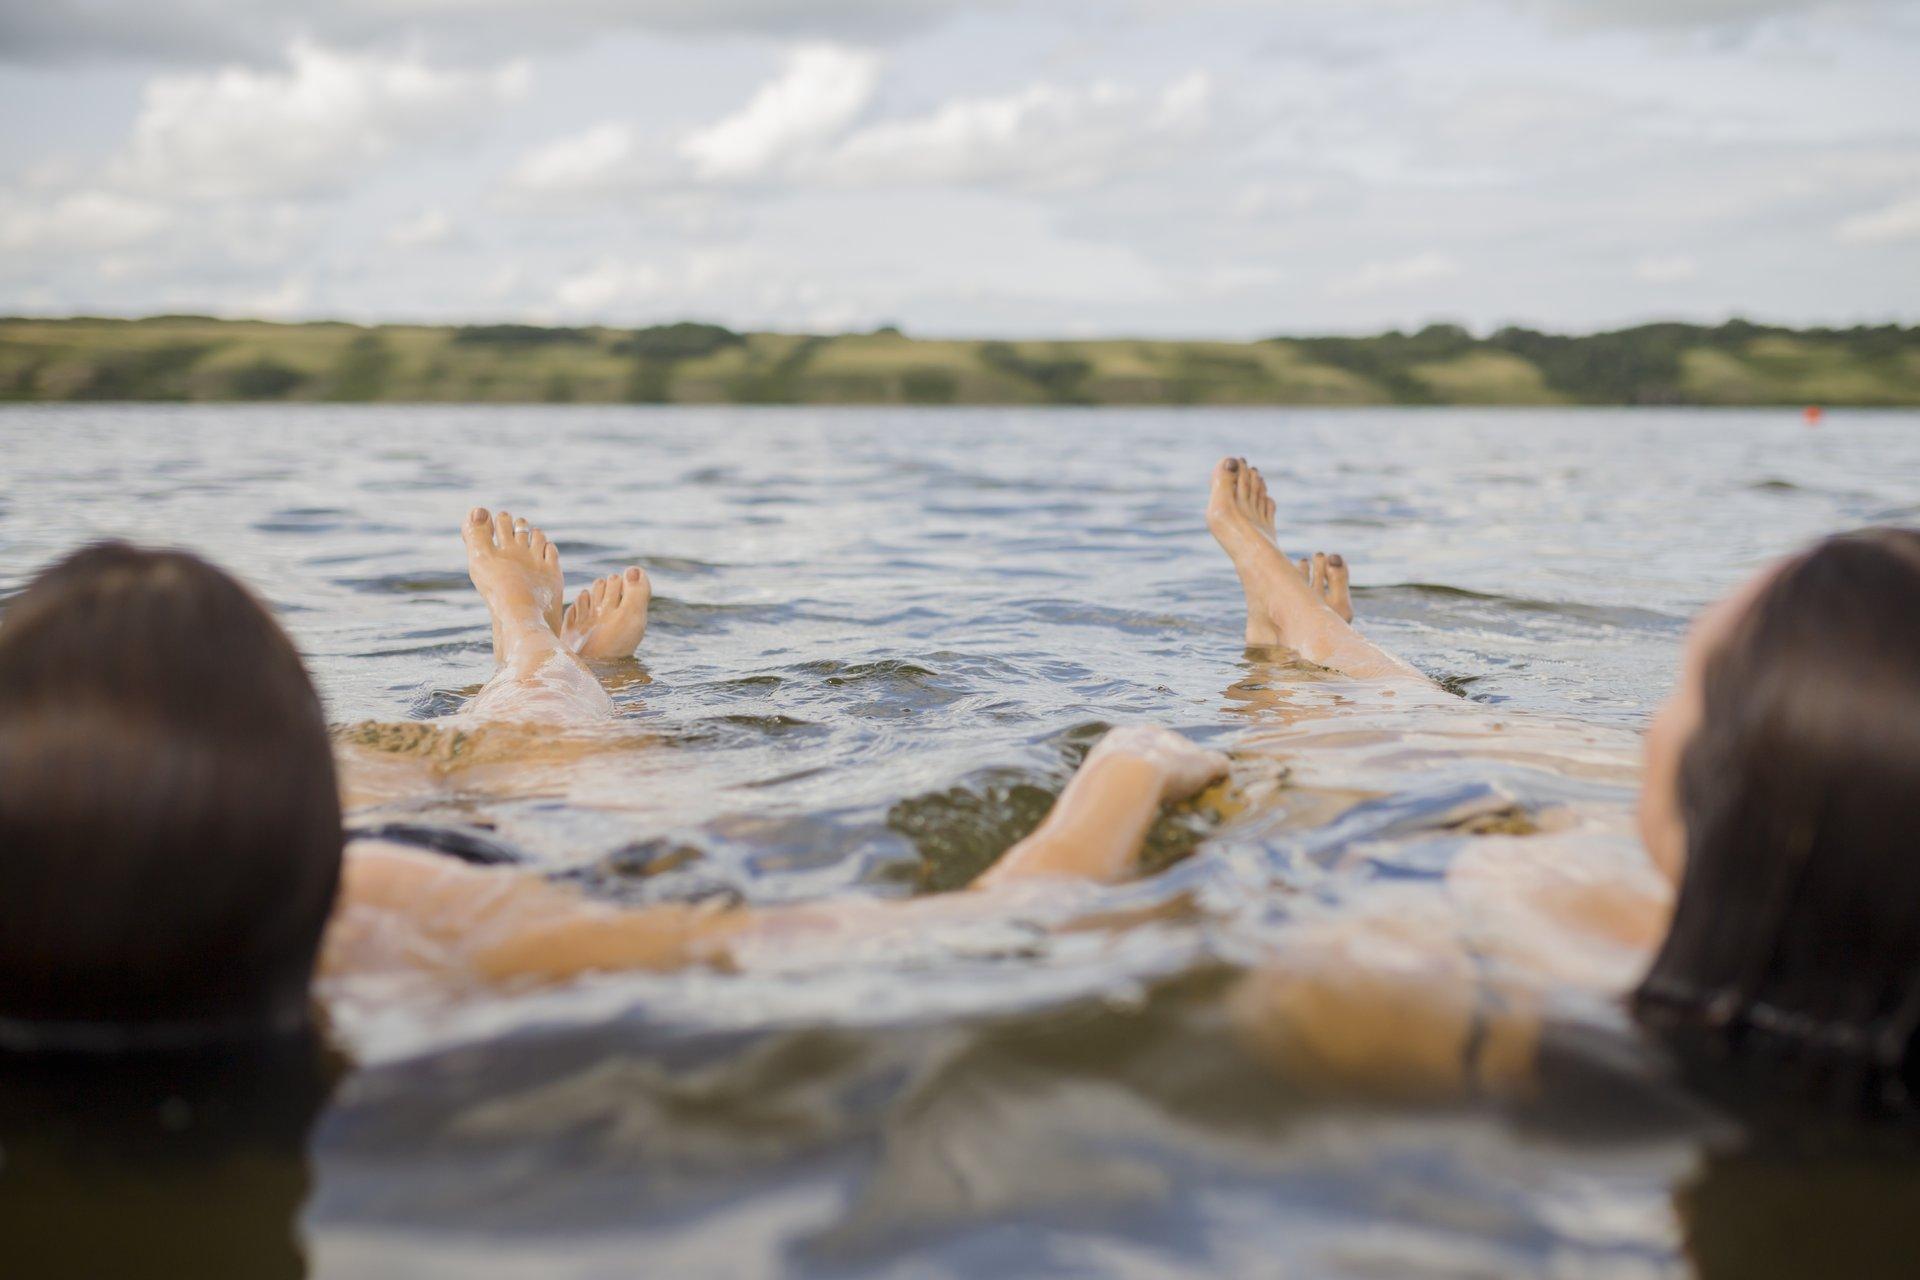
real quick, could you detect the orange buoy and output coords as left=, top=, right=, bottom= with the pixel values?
left=1803, top=405, right=1824, bottom=426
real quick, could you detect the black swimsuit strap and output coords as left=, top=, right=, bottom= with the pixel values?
left=346, top=823, right=528, bottom=867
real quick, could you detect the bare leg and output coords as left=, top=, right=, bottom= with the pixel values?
left=461, top=507, right=616, bottom=724
left=487, top=515, right=566, bottom=666
left=1206, top=457, right=1422, bottom=681
left=1221, top=472, right=1356, bottom=632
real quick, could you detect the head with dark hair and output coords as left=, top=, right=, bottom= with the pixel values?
left=1633, top=527, right=1920, bottom=1118
left=0, top=543, right=341, bottom=1049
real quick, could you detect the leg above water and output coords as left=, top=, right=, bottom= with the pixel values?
left=460, top=507, right=616, bottom=724
left=1206, top=457, right=1421, bottom=681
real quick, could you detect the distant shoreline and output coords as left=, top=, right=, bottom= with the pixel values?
left=4, top=316, right=1916, bottom=407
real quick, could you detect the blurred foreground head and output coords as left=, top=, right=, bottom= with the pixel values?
left=0, top=543, right=340, bottom=1050
left=1636, top=527, right=1920, bottom=1121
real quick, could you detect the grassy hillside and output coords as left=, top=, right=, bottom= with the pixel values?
left=2, top=316, right=1915, bottom=406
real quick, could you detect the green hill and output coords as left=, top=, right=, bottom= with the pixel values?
left=2, top=316, right=1915, bottom=406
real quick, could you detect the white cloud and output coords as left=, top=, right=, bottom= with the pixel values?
left=246, top=272, right=314, bottom=317
left=1328, top=251, right=1462, bottom=296
left=117, top=41, right=528, bottom=200
left=1633, top=253, right=1699, bottom=282
left=0, top=189, right=170, bottom=252
left=512, top=63, right=1215, bottom=198
left=1835, top=193, right=1920, bottom=244
left=509, top=43, right=881, bottom=194
left=549, top=247, right=864, bottom=327
left=512, top=122, right=651, bottom=194
left=507, top=52, right=1212, bottom=205
left=680, top=43, right=881, bottom=181
left=554, top=259, right=669, bottom=313
left=825, top=71, right=1213, bottom=190
left=554, top=251, right=766, bottom=315
left=386, top=207, right=454, bottom=249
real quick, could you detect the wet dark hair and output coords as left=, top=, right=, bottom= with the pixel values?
left=0, top=543, right=341, bottom=1050
left=1633, top=527, right=1920, bottom=1120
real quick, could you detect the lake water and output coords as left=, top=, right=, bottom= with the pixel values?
left=4, top=405, right=1920, bottom=1278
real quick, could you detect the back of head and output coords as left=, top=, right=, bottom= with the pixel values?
left=1634, top=528, right=1920, bottom=1121
left=0, top=543, right=341, bottom=1049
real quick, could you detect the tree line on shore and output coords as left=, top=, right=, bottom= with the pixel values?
left=2, top=315, right=1914, bottom=406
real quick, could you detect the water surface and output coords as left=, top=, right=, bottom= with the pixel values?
left=4, top=405, right=1918, bottom=1278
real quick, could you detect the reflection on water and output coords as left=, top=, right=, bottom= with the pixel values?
left=0, top=1038, right=341, bottom=1280
left=3, top=405, right=1918, bottom=1276
left=1680, top=1142, right=1920, bottom=1280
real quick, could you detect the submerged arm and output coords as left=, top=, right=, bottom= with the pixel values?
left=328, top=727, right=1229, bottom=987
left=974, top=726, right=1228, bottom=887
left=326, top=845, right=746, bottom=984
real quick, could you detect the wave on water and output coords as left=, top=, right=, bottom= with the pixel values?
left=251, top=506, right=362, bottom=534
left=641, top=595, right=775, bottom=633
left=1364, top=582, right=1687, bottom=631
left=336, top=570, right=472, bottom=595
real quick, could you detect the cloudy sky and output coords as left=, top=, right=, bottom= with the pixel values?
left=2, top=0, right=1916, bottom=336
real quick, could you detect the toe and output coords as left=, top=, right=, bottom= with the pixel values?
left=605, top=573, right=624, bottom=606
left=463, top=507, right=493, bottom=551
left=543, top=542, right=561, bottom=568
left=1297, top=556, right=1311, bottom=581
left=624, top=565, right=649, bottom=597
left=591, top=576, right=609, bottom=607
left=1326, top=553, right=1353, bottom=619
left=493, top=510, right=516, bottom=548
left=1311, top=551, right=1329, bottom=595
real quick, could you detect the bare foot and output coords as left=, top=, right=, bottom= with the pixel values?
left=463, top=508, right=564, bottom=663
left=1207, top=457, right=1419, bottom=681
left=561, top=566, right=652, bottom=659
left=1207, top=457, right=1300, bottom=647
left=525, top=519, right=566, bottom=635
left=1294, top=550, right=1355, bottom=623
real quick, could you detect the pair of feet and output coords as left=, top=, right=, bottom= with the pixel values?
left=463, top=460, right=1357, bottom=669
left=1207, top=456, right=1358, bottom=646
left=462, top=508, right=651, bottom=662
